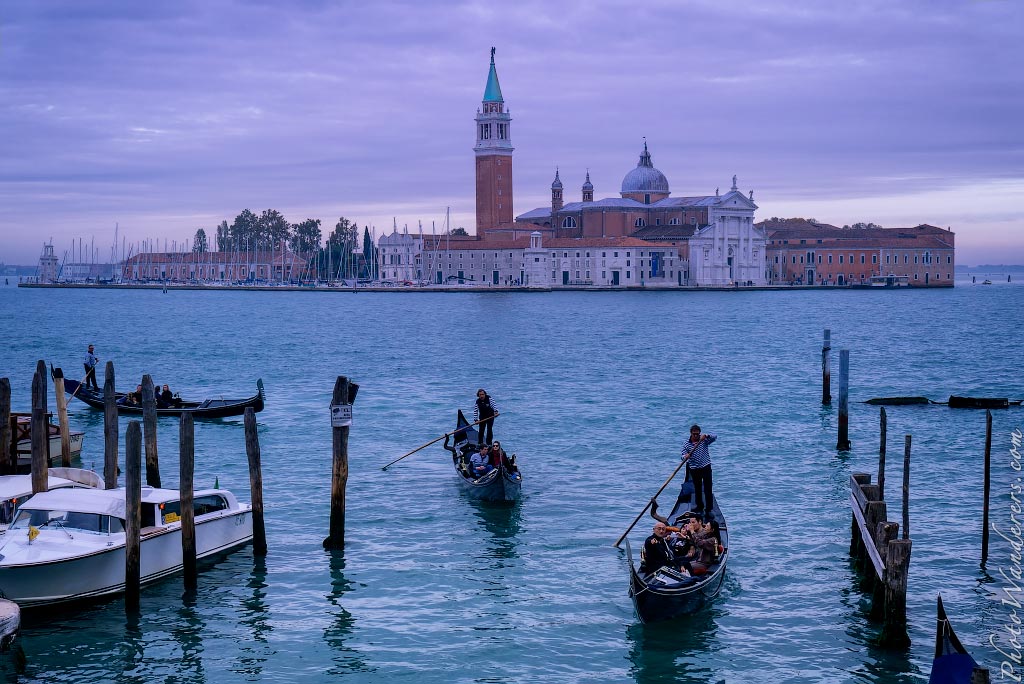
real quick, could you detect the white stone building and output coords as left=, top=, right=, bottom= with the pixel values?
left=687, top=178, right=768, bottom=285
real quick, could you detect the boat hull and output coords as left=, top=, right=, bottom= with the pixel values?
left=15, top=432, right=84, bottom=466
left=60, top=376, right=265, bottom=418
left=455, top=465, right=522, bottom=502
left=0, top=508, right=252, bottom=607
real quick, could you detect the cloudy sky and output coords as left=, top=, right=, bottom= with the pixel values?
left=1, top=0, right=1021, bottom=265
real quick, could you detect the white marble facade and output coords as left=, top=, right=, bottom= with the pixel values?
left=687, top=182, right=767, bottom=286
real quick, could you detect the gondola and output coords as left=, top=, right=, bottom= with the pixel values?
left=442, top=410, right=521, bottom=502
left=928, top=595, right=986, bottom=684
left=56, top=372, right=265, bottom=419
left=625, top=470, right=729, bottom=623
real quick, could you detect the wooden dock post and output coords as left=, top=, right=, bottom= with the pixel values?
left=881, top=538, right=912, bottom=646
left=244, top=407, right=267, bottom=556
left=125, top=421, right=142, bottom=613
left=837, top=349, right=851, bottom=450
left=141, top=375, right=161, bottom=488
left=0, top=378, right=11, bottom=475
left=179, top=412, right=197, bottom=591
left=103, top=362, right=118, bottom=489
left=982, top=410, right=992, bottom=564
left=52, top=368, right=72, bottom=467
left=324, top=376, right=358, bottom=551
left=878, top=407, right=886, bottom=500
left=822, top=329, right=832, bottom=405
left=30, top=367, right=48, bottom=494
left=902, top=435, right=911, bottom=540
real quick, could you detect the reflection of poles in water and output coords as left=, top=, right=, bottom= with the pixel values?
left=119, top=614, right=146, bottom=684
left=172, top=593, right=207, bottom=684
left=236, top=556, right=271, bottom=678
left=323, top=552, right=371, bottom=675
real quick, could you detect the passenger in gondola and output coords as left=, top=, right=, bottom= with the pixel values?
left=469, top=443, right=493, bottom=478
left=490, top=440, right=517, bottom=473
left=473, top=389, right=499, bottom=445
left=640, top=522, right=680, bottom=576
left=160, top=384, right=178, bottom=408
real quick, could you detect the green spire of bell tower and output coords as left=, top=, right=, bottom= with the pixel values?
left=483, top=46, right=503, bottom=103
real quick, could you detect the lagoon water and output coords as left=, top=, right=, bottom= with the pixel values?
left=0, top=279, right=1021, bottom=683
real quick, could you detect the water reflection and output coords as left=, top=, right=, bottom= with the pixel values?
left=626, top=609, right=720, bottom=684
left=466, top=498, right=522, bottom=562
left=235, top=556, right=271, bottom=678
left=119, top=614, right=146, bottom=684
left=323, top=551, right=371, bottom=675
left=172, top=593, right=206, bottom=684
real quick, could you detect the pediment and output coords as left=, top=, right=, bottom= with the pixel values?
left=717, top=190, right=757, bottom=210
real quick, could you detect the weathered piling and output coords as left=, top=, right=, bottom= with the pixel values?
left=878, top=407, right=886, bottom=500
left=141, top=375, right=161, bottom=488
left=125, top=421, right=142, bottom=613
left=30, top=369, right=48, bottom=494
left=0, top=378, right=11, bottom=474
left=179, top=412, right=197, bottom=591
left=324, top=376, right=358, bottom=550
left=837, top=350, right=851, bottom=451
left=982, top=410, right=992, bottom=564
left=849, top=470, right=912, bottom=645
left=243, top=407, right=267, bottom=556
left=52, top=368, right=72, bottom=467
left=103, top=362, right=118, bottom=489
left=902, top=435, right=911, bottom=540
left=822, top=329, right=831, bottom=405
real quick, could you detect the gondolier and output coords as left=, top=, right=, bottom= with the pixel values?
left=473, top=389, right=499, bottom=446
left=681, top=425, right=717, bottom=521
left=83, top=345, right=100, bottom=390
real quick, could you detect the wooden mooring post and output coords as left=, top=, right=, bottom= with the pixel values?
left=324, top=376, right=358, bottom=551
left=902, top=435, right=911, bottom=540
left=849, top=468, right=912, bottom=646
left=30, top=366, right=48, bottom=494
left=982, top=410, right=992, bottom=564
left=244, top=407, right=267, bottom=556
left=179, top=412, right=197, bottom=591
left=51, top=368, right=72, bottom=467
left=141, top=375, right=161, bottom=488
left=103, top=362, right=118, bottom=489
left=125, top=421, right=142, bottom=613
left=822, top=329, right=832, bottom=405
left=837, top=349, right=851, bottom=451
left=0, top=378, right=11, bottom=475
left=878, top=407, right=886, bottom=500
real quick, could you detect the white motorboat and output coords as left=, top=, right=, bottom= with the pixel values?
left=12, top=415, right=85, bottom=467
left=0, top=486, right=252, bottom=607
left=0, top=468, right=103, bottom=532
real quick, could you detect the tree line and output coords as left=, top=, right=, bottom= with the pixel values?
left=192, top=209, right=378, bottom=279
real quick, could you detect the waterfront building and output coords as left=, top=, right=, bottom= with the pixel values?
left=37, top=243, right=59, bottom=283
left=761, top=218, right=955, bottom=286
left=123, top=247, right=310, bottom=283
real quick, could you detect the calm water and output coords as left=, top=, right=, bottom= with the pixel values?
left=0, top=279, right=1021, bottom=683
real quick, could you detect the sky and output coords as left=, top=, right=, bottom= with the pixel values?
left=1, top=0, right=1022, bottom=266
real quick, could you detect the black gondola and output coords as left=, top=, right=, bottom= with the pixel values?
left=625, top=471, right=729, bottom=623
left=442, top=410, right=521, bottom=502
left=928, top=595, right=986, bottom=684
left=58, top=374, right=265, bottom=419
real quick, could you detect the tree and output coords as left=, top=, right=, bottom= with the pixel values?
left=362, top=226, right=377, bottom=279
left=215, top=220, right=230, bottom=251
left=319, top=217, right=360, bottom=279
left=259, top=209, right=291, bottom=251
left=450, top=227, right=469, bottom=236
left=230, top=209, right=259, bottom=251
left=290, top=218, right=322, bottom=254
left=193, top=228, right=208, bottom=253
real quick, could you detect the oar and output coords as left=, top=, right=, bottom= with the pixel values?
left=614, top=459, right=687, bottom=548
left=381, top=414, right=498, bottom=471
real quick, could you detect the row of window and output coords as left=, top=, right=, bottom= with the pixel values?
left=775, top=253, right=953, bottom=266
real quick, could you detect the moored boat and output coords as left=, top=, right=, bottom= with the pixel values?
left=11, top=415, right=85, bottom=469
left=928, top=595, right=986, bottom=683
left=625, top=470, right=729, bottom=623
left=0, top=468, right=103, bottom=532
left=57, top=373, right=265, bottom=419
left=443, top=410, right=521, bottom=502
left=0, top=485, right=253, bottom=607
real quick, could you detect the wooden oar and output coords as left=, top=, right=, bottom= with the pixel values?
left=614, top=458, right=687, bottom=548
left=381, top=414, right=498, bottom=471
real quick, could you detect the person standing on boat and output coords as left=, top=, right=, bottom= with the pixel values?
left=681, top=425, right=717, bottom=520
left=473, top=389, right=499, bottom=445
left=83, top=344, right=100, bottom=390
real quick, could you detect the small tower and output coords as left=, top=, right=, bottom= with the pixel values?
left=38, top=242, right=59, bottom=283
left=474, top=47, right=514, bottom=233
left=551, top=168, right=563, bottom=214
left=582, top=171, right=593, bottom=202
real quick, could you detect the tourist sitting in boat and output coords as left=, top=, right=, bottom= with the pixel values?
left=469, top=444, right=493, bottom=478
left=490, top=441, right=517, bottom=473
left=159, top=384, right=179, bottom=409
left=119, top=384, right=143, bottom=406
left=640, top=522, right=684, bottom=576
left=679, top=518, right=719, bottom=576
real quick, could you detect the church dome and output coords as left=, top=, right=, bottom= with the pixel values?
left=621, top=141, right=669, bottom=196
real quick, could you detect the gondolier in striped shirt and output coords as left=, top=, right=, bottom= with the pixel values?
left=473, top=389, right=499, bottom=446
left=681, top=425, right=717, bottom=520
left=83, top=344, right=100, bottom=390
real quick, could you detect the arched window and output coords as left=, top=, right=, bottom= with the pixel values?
left=561, top=216, right=577, bottom=228
left=634, top=218, right=646, bottom=228
left=669, top=218, right=680, bottom=225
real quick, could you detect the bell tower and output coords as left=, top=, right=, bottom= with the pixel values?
left=474, top=47, right=514, bottom=232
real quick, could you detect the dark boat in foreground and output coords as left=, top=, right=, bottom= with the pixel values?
left=625, top=470, right=729, bottom=623
left=929, top=595, right=986, bottom=684
left=443, top=410, right=521, bottom=502
left=58, top=374, right=265, bottom=419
